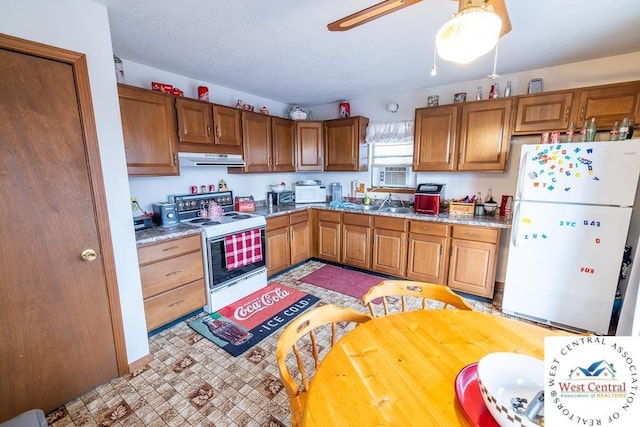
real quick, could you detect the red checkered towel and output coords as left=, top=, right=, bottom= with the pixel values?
left=224, top=229, right=263, bottom=271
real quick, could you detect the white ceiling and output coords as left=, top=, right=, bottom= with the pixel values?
left=95, top=0, right=640, bottom=106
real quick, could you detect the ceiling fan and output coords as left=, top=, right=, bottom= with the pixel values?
left=327, top=0, right=512, bottom=37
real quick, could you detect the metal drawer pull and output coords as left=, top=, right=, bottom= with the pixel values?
left=419, top=227, right=433, bottom=231
left=464, top=232, right=481, bottom=237
left=162, top=246, right=179, bottom=252
left=166, top=270, right=182, bottom=277
left=168, top=299, right=184, bottom=307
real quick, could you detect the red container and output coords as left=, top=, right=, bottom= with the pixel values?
left=500, top=195, right=513, bottom=217
left=339, top=102, right=350, bottom=118
left=198, top=86, right=209, bottom=101
left=151, top=81, right=173, bottom=93
left=190, top=185, right=198, bottom=194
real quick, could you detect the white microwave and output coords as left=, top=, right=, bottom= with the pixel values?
left=294, top=185, right=326, bottom=203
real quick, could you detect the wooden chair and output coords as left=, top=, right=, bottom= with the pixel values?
left=276, top=304, right=372, bottom=427
left=362, top=279, right=474, bottom=317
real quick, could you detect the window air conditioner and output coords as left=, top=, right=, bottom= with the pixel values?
left=375, top=166, right=415, bottom=188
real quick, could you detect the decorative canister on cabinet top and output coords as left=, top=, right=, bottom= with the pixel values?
left=339, top=102, right=350, bottom=118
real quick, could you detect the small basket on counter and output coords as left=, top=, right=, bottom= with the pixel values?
left=234, top=196, right=255, bottom=212
left=449, top=201, right=475, bottom=216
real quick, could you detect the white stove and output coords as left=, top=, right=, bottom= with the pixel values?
left=168, top=191, right=267, bottom=312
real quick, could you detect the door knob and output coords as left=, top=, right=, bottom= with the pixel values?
left=81, top=249, right=97, bottom=261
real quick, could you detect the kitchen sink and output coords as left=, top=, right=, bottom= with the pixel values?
left=380, top=207, right=411, bottom=213
left=359, top=205, right=380, bottom=211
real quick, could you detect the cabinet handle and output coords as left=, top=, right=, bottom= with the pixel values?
left=207, top=126, right=211, bottom=137
left=216, top=126, right=221, bottom=138
left=447, top=152, right=451, bottom=164
left=168, top=299, right=185, bottom=308
left=268, top=157, right=272, bottom=166
left=459, top=152, right=463, bottom=164
left=173, top=152, right=177, bottom=166
left=464, top=232, right=481, bottom=237
left=580, top=107, right=585, bottom=121
left=419, top=227, right=433, bottom=231
left=352, top=156, right=356, bottom=165
left=565, top=107, right=570, bottom=121
left=162, top=245, right=179, bottom=252
left=166, top=270, right=182, bottom=277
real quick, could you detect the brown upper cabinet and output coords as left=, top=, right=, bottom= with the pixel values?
left=413, top=99, right=512, bottom=172
left=324, top=116, right=369, bottom=171
left=230, top=112, right=295, bottom=173
left=118, top=84, right=179, bottom=176
left=296, top=120, right=323, bottom=171
left=174, top=97, right=242, bottom=154
left=513, top=81, right=640, bottom=134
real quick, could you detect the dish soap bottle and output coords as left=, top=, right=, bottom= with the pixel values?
left=364, top=193, right=371, bottom=205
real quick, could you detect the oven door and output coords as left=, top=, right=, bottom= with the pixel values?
left=206, top=227, right=266, bottom=291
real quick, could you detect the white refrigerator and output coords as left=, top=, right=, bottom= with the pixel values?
left=502, top=139, right=640, bottom=334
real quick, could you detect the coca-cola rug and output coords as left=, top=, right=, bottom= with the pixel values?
left=188, top=283, right=320, bottom=357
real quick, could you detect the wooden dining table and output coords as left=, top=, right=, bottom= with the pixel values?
left=303, top=309, right=566, bottom=426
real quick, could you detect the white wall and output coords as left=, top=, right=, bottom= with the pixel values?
left=1, top=0, right=149, bottom=363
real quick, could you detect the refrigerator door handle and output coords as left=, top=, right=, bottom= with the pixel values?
left=515, top=150, right=529, bottom=200
left=511, top=201, right=521, bottom=247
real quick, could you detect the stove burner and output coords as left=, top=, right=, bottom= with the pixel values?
left=233, top=214, right=251, bottom=219
left=201, top=221, right=221, bottom=226
left=190, top=218, right=208, bottom=223
left=223, top=212, right=238, bottom=217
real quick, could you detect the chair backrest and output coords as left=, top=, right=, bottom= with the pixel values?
left=362, top=280, right=473, bottom=317
left=276, top=304, right=372, bottom=423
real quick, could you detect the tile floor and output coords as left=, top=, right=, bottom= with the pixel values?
left=45, top=260, right=522, bottom=427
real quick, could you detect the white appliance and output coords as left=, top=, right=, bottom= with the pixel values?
left=294, top=183, right=326, bottom=203
left=502, top=140, right=640, bottom=334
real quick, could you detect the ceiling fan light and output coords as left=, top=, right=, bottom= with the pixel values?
left=435, top=6, right=502, bottom=64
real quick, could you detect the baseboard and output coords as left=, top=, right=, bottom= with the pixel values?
left=128, top=353, right=154, bottom=373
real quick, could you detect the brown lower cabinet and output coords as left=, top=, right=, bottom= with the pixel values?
left=371, top=216, right=407, bottom=277
left=137, top=234, right=207, bottom=331
left=342, top=212, right=372, bottom=269
left=266, top=211, right=311, bottom=276
left=317, top=210, right=342, bottom=263
left=406, top=221, right=450, bottom=284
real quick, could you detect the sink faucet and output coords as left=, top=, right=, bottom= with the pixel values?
left=378, top=193, right=394, bottom=210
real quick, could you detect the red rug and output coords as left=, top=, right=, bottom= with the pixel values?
left=300, top=265, right=384, bottom=301
left=189, top=283, right=319, bottom=356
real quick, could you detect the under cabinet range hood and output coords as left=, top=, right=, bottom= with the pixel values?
left=178, top=152, right=245, bottom=167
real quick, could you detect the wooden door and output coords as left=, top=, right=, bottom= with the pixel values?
left=0, top=35, right=126, bottom=419
left=271, top=117, right=296, bottom=172
left=413, top=105, right=458, bottom=171
left=318, top=221, right=341, bottom=262
left=175, top=97, right=214, bottom=148
left=212, top=104, right=243, bottom=154
left=296, top=121, right=323, bottom=171
left=513, top=91, right=574, bottom=134
left=458, top=99, right=512, bottom=172
left=372, top=228, right=407, bottom=277
left=342, top=213, right=372, bottom=269
left=406, top=234, right=449, bottom=284
left=290, top=211, right=311, bottom=265
left=266, top=216, right=291, bottom=276
left=242, top=111, right=272, bottom=172
left=324, top=117, right=359, bottom=171
left=448, top=239, right=497, bottom=298
left=573, top=81, right=640, bottom=129
left=118, top=85, right=179, bottom=176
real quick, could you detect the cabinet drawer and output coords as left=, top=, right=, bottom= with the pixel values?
left=452, top=225, right=498, bottom=243
left=343, top=212, right=371, bottom=227
left=317, top=210, right=341, bottom=223
left=138, top=234, right=202, bottom=265
left=374, top=216, right=407, bottom=232
left=289, top=211, right=309, bottom=225
left=267, top=215, right=290, bottom=230
left=409, top=221, right=449, bottom=237
left=140, top=250, right=204, bottom=299
left=144, top=279, right=206, bottom=331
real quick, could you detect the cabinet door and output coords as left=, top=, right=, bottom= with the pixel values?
left=318, top=220, right=341, bottom=263
left=242, top=111, right=272, bottom=172
left=448, top=238, right=497, bottom=298
left=118, top=85, right=178, bottom=176
left=458, top=99, right=512, bottom=172
left=324, top=116, right=368, bottom=171
left=372, top=228, right=407, bottom=277
left=290, top=222, right=311, bottom=265
left=406, top=234, right=449, bottom=284
left=513, top=91, right=574, bottom=134
left=212, top=104, right=243, bottom=154
left=342, top=224, right=371, bottom=269
left=413, top=105, right=458, bottom=171
left=175, top=97, right=214, bottom=148
left=266, top=226, right=291, bottom=276
left=296, top=121, right=323, bottom=171
left=573, top=81, right=640, bottom=129
left=272, top=117, right=296, bottom=172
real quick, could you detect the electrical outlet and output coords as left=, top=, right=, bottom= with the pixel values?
left=131, top=197, right=139, bottom=212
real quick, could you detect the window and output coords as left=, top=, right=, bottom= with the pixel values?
left=366, top=121, right=415, bottom=188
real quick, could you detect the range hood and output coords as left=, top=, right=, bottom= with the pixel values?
left=178, top=152, right=245, bottom=167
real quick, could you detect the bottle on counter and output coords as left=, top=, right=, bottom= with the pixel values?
left=476, top=86, right=483, bottom=101
left=609, top=121, right=619, bottom=141
left=493, top=82, right=500, bottom=98
left=364, top=193, right=371, bottom=205
left=566, top=122, right=575, bottom=143
left=267, top=193, right=273, bottom=209
left=619, top=118, right=630, bottom=140
left=488, top=84, right=495, bottom=99
left=586, top=117, right=597, bottom=142
left=628, top=119, right=634, bottom=139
